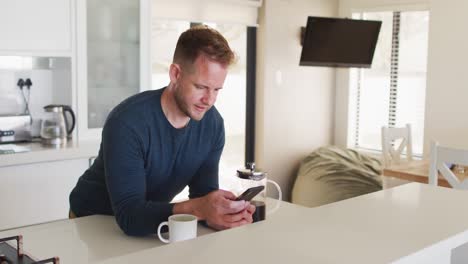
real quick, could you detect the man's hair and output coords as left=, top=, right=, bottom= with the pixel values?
left=173, top=25, right=236, bottom=70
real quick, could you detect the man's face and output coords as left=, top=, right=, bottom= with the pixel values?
left=173, top=55, right=228, bottom=121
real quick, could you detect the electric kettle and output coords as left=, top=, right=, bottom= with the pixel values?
left=40, top=105, right=76, bottom=145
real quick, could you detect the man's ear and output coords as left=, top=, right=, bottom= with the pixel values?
left=169, top=63, right=181, bottom=83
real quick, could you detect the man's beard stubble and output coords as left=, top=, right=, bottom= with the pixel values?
left=173, top=83, right=193, bottom=119
left=173, top=83, right=209, bottom=121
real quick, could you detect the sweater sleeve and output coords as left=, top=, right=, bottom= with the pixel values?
left=188, top=120, right=225, bottom=198
left=102, top=118, right=174, bottom=236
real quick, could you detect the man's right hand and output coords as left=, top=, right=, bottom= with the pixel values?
left=173, top=190, right=255, bottom=230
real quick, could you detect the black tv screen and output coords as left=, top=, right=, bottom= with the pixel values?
left=300, top=16, right=382, bottom=68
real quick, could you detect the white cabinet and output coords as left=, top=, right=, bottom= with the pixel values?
left=0, top=0, right=73, bottom=55
left=76, top=0, right=150, bottom=141
left=0, top=158, right=89, bottom=231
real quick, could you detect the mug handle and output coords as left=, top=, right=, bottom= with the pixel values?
left=157, top=221, right=170, bottom=243
left=266, top=179, right=282, bottom=215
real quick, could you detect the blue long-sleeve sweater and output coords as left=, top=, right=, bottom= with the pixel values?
left=69, top=87, right=224, bottom=236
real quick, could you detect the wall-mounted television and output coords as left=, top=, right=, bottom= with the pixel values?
left=299, top=16, right=382, bottom=68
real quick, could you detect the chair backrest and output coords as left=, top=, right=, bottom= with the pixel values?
left=381, top=124, right=413, bottom=167
left=429, top=142, right=468, bottom=189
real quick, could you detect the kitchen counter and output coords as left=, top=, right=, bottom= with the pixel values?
left=2, top=184, right=468, bottom=264
left=0, top=214, right=216, bottom=263
left=0, top=198, right=297, bottom=263
left=0, top=139, right=100, bottom=167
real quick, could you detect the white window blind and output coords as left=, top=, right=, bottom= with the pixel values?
left=350, top=10, right=429, bottom=156
left=152, top=0, right=262, bottom=26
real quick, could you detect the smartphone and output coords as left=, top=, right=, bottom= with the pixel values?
left=235, top=186, right=265, bottom=201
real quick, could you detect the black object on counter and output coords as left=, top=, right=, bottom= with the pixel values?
left=0, top=235, right=59, bottom=264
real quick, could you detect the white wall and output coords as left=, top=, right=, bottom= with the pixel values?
left=256, top=0, right=338, bottom=201
left=335, top=0, right=468, bottom=156
left=423, top=0, right=468, bottom=152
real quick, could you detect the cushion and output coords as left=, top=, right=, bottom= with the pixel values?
left=291, top=146, right=382, bottom=207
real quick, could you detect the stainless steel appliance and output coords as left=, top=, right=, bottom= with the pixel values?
left=0, top=115, right=32, bottom=143
left=40, top=105, right=75, bottom=145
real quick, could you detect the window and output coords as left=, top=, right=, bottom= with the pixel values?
left=151, top=20, right=254, bottom=200
left=349, top=10, right=429, bottom=156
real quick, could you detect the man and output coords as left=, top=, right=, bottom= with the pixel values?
left=69, top=26, right=255, bottom=236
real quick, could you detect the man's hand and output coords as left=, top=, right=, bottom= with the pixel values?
left=174, top=190, right=256, bottom=230
left=200, top=190, right=256, bottom=230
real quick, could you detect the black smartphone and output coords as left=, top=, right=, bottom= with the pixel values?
left=235, top=186, right=265, bottom=201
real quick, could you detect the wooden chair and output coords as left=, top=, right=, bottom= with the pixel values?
left=429, top=142, right=468, bottom=189
left=381, top=124, right=413, bottom=168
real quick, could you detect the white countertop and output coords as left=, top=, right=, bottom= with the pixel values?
left=0, top=214, right=218, bottom=263
left=1, top=183, right=468, bottom=263
left=98, top=184, right=468, bottom=264
left=0, top=139, right=100, bottom=167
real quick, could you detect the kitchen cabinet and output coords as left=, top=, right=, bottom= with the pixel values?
left=0, top=158, right=89, bottom=231
left=0, top=0, right=73, bottom=55
left=76, top=0, right=151, bottom=141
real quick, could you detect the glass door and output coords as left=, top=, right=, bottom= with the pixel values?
left=76, top=0, right=150, bottom=140
left=86, top=0, right=140, bottom=128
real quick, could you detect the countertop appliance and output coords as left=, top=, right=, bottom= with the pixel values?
left=40, top=105, right=75, bottom=145
left=0, top=115, right=32, bottom=143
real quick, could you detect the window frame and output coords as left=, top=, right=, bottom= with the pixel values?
left=347, top=8, right=429, bottom=157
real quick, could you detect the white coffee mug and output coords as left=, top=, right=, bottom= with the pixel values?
left=157, top=214, right=197, bottom=243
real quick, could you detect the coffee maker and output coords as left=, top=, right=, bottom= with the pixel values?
left=236, top=163, right=282, bottom=222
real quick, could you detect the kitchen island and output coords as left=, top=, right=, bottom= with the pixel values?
left=1, top=183, right=468, bottom=263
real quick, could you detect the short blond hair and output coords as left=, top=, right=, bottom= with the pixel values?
left=173, top=25, right=236, bottom=70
